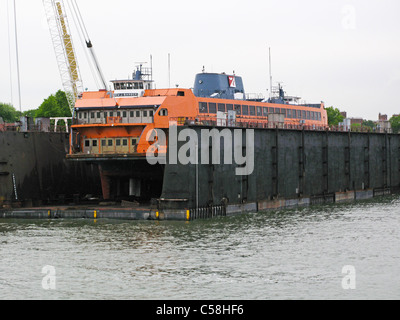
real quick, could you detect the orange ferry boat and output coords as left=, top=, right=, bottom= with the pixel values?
left=67, top=66, right=328, bottom=202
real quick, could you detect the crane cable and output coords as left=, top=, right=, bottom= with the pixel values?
left=6, top=0, right=14, bottom=105
left=65, top=0, right=100, bottom=90
left=69, top=0, right=107, bottom=90
left=13, top=0, right=22, bottom=113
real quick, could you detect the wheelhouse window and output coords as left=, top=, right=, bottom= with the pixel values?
left=235, top=105, right=241, bottom=115
left=199, top=102, right=208, bottom=113
left=209, top=103, right=217, bottom=114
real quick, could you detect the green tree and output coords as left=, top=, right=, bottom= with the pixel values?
left=0, top=103, right=21, bottom=123
left=362, top=120, right=376, bottom=132
left=325, top=106, right=344, bottom=126
left=351, top=123, right=361, bottom=132
left=35, top=90, right=71, bottom=118
left=390, top=115, right=400, bottom=134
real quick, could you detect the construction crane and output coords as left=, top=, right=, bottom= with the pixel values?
left=43, top=0, right=83, bottom=112
left=43, top=0, right=107, bottom=112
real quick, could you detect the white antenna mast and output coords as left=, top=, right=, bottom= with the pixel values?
left=269, top=47, right=273, bottom=100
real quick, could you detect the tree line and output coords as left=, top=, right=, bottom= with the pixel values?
left=0, top=90, right=71, bottom=123
left=325, top=106, right=400, bottom=133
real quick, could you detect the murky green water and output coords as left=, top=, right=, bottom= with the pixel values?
left=1, top=196, right=399, bottom=300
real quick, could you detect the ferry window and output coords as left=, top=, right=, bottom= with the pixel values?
left=199, top=102, right=208, bottom=113
left=91, top=112, right=95, bottom=119
left=92, top=140, right=98, bottom=147
left=79, top=112, right=82, bottom=119
left=143, top=111, right=148, bottom=117
left=101, top=140, right=106, bottom=147
left=109, top=112, right=114, bottom=117
left=127, top=83, right=133, bottom=90
left=123, top=139, right=128, bottom=146
left=234, top=105, right=241, bottom=115
left=242, top=105, right=249, bottom=115
left=307, top=111, right=310, bottom=119
left=263, top=107, right=268, bottom=117
left=218, top=104, right=226, bottom=112
left=123, top=111, right=127, bottom=118
left=108, top=140, right=113, bottom=147
left=209, top=103, right=217, bottom=114
left=311, top=112, right=315, bottom=120
left=84, top=140, right=90, bottom=147
left=130, top=111, right=134, bottom=117
left=134, top=83, right=139, bottom=89
left=132, top=139, right=137, bottom=146
left=257, top=107, right=262, bottom=117
left=84, top=112, right=87, bottom=118
left=117, top=111, right=121, bottom=117
left=150, top=111, right=154, bottom=117
left=136, top=111, right=140, bottom=117
left=160, top=109, right=168, bottom=116
left=275, top=108, right=280, bottom=114
left=114, top=83, right=120, bottom=90
left=302, top=111, right=306, bottom=119
left=250, top=106, right=255, bottom=116
left=281, top=109, right=286, bottom=117
left=177, top=91, right=185, bottom=97
left=317, top=112, right=321, bottom=120
left=97, top=112, right=101, bottom=118
left=116, top=139, right=121, bottom=146
left=139, top=83, right=144, bottom=89
left=287, top=109, right=292, bottom=118
left=226, top=104, right=233, bottom=111
left=104, top=112, right=108, bottom=118
left=296, top=110, right=301, bottom=119
left=269, top=107, right=274, bottom=113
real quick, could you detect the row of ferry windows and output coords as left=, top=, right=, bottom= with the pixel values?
left=78, top=110, right=154, bottom=119
left=199, top=102, right=322, bottom=121
left=114, top=82, right=144, bottom=90
left=84, top=138, right=137, bottom=148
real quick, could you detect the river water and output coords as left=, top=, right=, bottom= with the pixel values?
left=0, top=195, right=399, bottom=300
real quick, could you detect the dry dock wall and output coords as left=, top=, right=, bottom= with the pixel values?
left=160, top=127, right=400, bottom=214
left=0, top=131, right=101, bottom=206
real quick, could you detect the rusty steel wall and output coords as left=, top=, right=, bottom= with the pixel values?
left=0, top=131, right=101, bottom=206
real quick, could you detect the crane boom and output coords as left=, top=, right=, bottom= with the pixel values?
left=43, top=0, right=83, bottom=111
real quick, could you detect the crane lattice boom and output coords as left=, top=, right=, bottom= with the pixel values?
left=43, top=0, right=83, bottom=111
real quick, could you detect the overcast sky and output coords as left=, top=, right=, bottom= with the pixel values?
left=1, top=0, right=399, bottom=120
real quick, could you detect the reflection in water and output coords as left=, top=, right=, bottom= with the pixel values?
left=0, top=195, right=399, bottom=300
